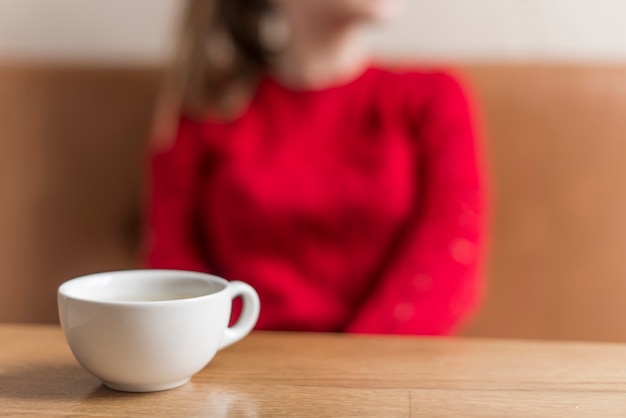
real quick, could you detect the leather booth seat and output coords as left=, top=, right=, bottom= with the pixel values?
left=2, top=64, right=626, bottom=342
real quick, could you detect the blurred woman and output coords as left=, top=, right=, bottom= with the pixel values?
left=147, top=0, right=487, bottom=334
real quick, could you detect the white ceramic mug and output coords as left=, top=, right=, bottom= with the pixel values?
left=58, top=269, right=260, bottom=392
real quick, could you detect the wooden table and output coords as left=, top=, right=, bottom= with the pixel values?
left=2, top=325, right=626, bottom=417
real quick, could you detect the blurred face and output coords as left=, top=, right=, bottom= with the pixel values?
left=274, top=0, right=402, bottom=25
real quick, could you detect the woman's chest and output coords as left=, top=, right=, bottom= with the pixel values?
left=202, top=107, right=423, bottom=232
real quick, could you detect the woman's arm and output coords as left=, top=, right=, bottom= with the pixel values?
left=345, top=73, right=487, bottom=335
left=145, top=119, right=210, bottom=272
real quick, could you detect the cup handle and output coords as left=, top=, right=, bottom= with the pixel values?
left=219, top=281, right=261, bottom=350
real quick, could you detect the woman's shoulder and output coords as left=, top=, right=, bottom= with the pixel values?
left=365, top=64, right=473, bottom=118
left=175, top=108, right=244, bottom=142
left=368, top=64, right=469, bottom=97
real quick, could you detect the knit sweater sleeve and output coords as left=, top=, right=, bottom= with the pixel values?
left=146, top=119, right=210, bottom=273
left=345, top=72, right=486, bottom=335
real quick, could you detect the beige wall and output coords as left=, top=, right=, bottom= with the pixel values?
left=0, top=0, right=625, bottom=63
left=0, top=0, right=180, bottom=63
left=369, top=0, right=626, bottom=62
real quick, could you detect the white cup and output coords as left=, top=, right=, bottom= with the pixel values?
left=57, top=269, right=260, bottom=392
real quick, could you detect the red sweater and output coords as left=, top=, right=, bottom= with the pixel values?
left=147, top=66, right=486, bottom=335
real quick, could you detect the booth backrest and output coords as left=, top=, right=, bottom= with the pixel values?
left=2, top=64, right=626, bottom=342
left=0, top=65, right=160, bottom=322
left=463, top=66, right=626, bottom=341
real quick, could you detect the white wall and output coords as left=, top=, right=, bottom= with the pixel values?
left=0, top=0, right=625, bottom=63
left=0, top=0, right=180, bottom=63
left=369, top=0, right=626, bottom=62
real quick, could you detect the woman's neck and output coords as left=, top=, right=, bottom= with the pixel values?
left=270, top=18, right=369, bottom=90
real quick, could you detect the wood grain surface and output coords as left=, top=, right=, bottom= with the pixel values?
left=2, top=324, right=626, bottom=417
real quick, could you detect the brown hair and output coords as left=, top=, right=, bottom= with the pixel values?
left=159, top=0, right=273, bottom=125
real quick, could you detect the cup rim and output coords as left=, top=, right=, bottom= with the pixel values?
left=58, top=269, right=230, bottom=306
